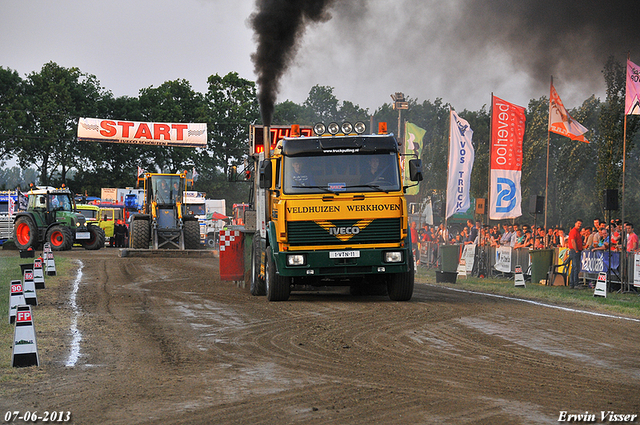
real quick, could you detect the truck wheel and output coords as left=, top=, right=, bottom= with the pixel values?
left=130, top=219, right=150, bottom=249
left=387, top=252, right=414, bottom=301
left=266, top=249, right=290, bottom=301
left=13, top=216, right=38, bottom=250
left=81, top=225, right=106, bottom=250
left=184, top=220, right=200, bottom=249
left=250, top=236, right=266, bottom=296
left=47, top=225, right=74, bottom=251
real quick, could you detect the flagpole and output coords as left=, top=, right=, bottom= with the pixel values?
left=488, top=93, right=493, bottom=229
left=544, top=76, right=552, bottom=238
left=445, top=108, right=451, bottom=244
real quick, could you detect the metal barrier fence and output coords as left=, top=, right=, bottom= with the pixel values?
left=419, top=243, right=640, bottom=288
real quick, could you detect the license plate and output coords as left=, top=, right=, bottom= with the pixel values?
left=76, top=232, right=91, bottom=240
left=329, top=250, right=360, bottom=259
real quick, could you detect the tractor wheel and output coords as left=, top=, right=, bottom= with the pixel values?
left=46, top=225, right=74, bottom=251
left=184, top=220, right=200, bottom=249
left=13, top=216, right=38, bottom=250
left=81, top=225, right=106, bottom=250
left=130, top=218, right=150, bottom=249
left=266, top=249, right=290, bottom=301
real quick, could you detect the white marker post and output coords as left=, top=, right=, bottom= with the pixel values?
left=22, top=270, right=37, bottom=306
left=12, top=305, right=40, bottom=367
left=9, top=280, right=26, bottom=324
left=594, top=272, right=607, bottom=298
left=514, top=265, right=526, bottom=288
left=45, top=252, right=57, bottom=276
left=33, top=258, right=45, bottom=289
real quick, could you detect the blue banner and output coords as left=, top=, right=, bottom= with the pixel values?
left=580, top=250, right=620, bottom=273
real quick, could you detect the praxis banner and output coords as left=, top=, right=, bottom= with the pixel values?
left=489, top=96, right=525, bottom=220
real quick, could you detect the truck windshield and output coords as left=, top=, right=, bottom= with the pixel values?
left=151, top=176, right=182, bottom=204
left=283, top=153, right=401, bottom=194
left=185, top=204, right=205, bottom=216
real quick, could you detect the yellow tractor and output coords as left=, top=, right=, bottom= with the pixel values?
left=128, top=172, right=200, bottom=250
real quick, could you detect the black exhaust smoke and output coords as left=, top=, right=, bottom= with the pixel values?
left=250, top=0, right=335, bottom=127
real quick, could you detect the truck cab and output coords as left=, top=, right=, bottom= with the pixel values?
left=251, top=122, right=422, bottom=301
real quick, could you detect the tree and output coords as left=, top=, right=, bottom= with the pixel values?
left=197, top=72, right=260, bottom=206
left=0, top=66, right=24, bottom=161
left=138, top=79, right=206, bottom=173
left=16, top=62, right=106, bottom=186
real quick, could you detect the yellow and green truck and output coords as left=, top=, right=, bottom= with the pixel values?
left=248, top=122, right=423, bottom=301
left=75, top=204, right=123, bottom=246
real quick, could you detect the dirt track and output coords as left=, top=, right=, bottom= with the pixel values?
left=2, top=248, right=639, bottom=424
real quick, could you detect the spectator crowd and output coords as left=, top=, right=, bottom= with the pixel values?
left=413, top=218, right=639, bottom=253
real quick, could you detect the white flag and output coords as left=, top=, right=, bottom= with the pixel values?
left=446, top=110, right=475, bottom=219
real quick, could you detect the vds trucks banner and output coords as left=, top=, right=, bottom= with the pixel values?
left=77, top=118, right=207, bottom=147
left=489, top=96, right=525, bottom=220
left=446, top=110, right=474, bottom=219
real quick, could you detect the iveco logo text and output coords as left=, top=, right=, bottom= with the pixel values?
left=329, top=227, right=360, bottom=236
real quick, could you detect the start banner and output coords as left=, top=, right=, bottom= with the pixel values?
left=77, top=118, right=207, bottom=147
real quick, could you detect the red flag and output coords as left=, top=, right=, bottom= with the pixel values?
left=549, top=82, right=589, bottom=143
left=489, top=96, right=526, bottom=220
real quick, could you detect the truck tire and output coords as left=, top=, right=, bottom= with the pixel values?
left=46, top=225, right=74, bottom=251
left=81, top=225, right=105, bottom=250
left=184, top=220, right=200, bottom=249
left=13, top=216, right=38, bottom=250
left=130, top=218, right=150, bottom=249
left=266, top=249, right=290, bottom=301
left=387, top=252, right=414, bottom=301
left=250, top=236, right=266, bottom=296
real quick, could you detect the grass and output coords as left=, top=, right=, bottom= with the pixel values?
left=0, top=248, right=72, bottom=380
left=416, top=267, right=640, bottom=319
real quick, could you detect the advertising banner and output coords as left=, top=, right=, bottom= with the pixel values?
left=626, top=59, right=640, bottom=115
left=404, top=122, right=426, bottom=195
left=580, top=250, right=620, bottom=274
left=78, top=118, right=207, bottom=147
left=489, top=96, right=525, bottom=220
left=495, top=246, right=512, bottom=273
left=446, top=110, right=475, bottom=219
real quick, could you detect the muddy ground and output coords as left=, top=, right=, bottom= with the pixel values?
left=1, top=248, right=639, bottom=424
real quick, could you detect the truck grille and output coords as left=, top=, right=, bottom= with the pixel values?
left=287, top=218, right=402, bottom=246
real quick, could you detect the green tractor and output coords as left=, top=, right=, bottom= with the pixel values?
left=128, top=172, right=200, bottom=250
left=13, top=186, right=105, bottom=251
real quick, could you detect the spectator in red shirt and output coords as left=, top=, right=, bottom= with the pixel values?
left=626, top=222, right=638, bottom=252
left=567, top=219, right=583, bottom=288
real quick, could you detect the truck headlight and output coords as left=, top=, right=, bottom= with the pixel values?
left=384, top=251, right=403, bottom=263
left=287, top=254, right=306, bottom=266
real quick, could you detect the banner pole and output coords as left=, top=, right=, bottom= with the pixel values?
left=488, top=93, right=493, bottom=227
left=544, top=76, right=553, bottom=239
left=445, top=108, right=451, bottom=243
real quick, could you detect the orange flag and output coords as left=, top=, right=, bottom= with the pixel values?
left=549, top=82, right=589, bottom=143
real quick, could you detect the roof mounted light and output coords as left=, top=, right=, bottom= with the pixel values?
left=354, top=121, right=366, bottom=134
left=327, top=122, right=340, bottom=135
left=313, top=122, right=326, bottom=135
left=341, top=122, right=353, bottom=134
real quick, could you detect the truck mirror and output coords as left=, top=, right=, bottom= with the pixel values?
left=259, top=160, right=272, bottom=189
left=409, top=159, right=423, bottom=182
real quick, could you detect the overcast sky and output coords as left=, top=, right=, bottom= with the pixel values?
left=2, top=0, right=639, bottom=116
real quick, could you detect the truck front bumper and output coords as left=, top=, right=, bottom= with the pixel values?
left=273, top=247, right=412, bottom=278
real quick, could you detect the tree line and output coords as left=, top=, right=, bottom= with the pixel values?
left=0, top=58, right=638, bottom=225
